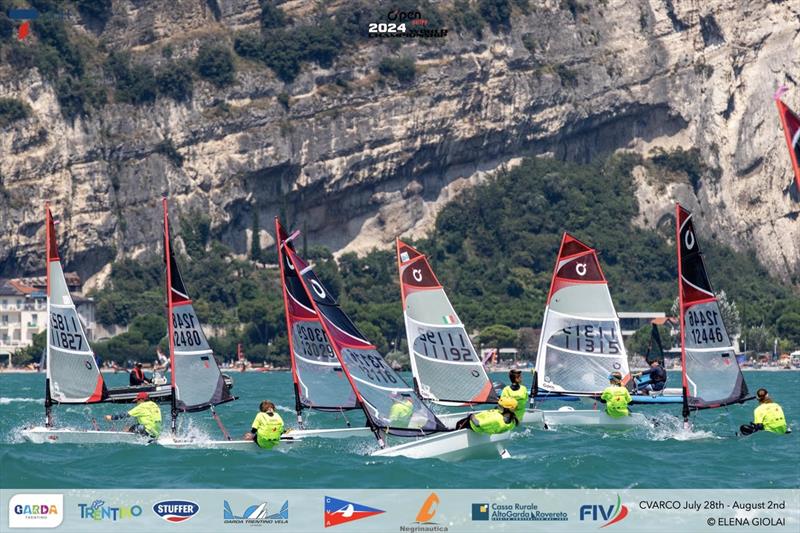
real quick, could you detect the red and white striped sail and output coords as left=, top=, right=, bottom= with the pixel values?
left=396, top=239, right=496, bottom=405
left=535, top=233, right=630, bottom=395
left=45, top=205, right=106, bottom=403
left=275, top=218, right=357, bottom=413
left=775, top=97, right=800, bottom=191
left=163, top=198, right=233, bottom=412
left=676, top=204, right=748, bottom=409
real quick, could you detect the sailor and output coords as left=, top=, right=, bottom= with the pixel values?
left=599, top=372, right=632, bottom=418
left=244, top=400, right=285, bottom=449
left=740, top=388, right=788, bottom=435
left=633, top=360, right=667, bottom=394
left=105, top=392, right=162, bottom=438
left=389, top=391, right=414, bottom=427
left=465, top=396, right=519, bottom=434
left=500, top=369, right=529, bottom=423
left=129, top=362, right=152, bottom=386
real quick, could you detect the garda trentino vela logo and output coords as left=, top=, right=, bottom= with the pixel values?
left=580, top=494, right=629, bottom=528
left=8, top=494, right=63, bottom=529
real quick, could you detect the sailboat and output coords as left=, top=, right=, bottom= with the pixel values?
left=532, top=233, right=648, bottom=427
left=281, top=229, right=511, bottom=460
left=273, top=218, right=371, bottom=439
left=775, top=92, right=800, bottom=191
left=629, top=324, right=683, bottom=404
left=675, top=204, right=751, bottom=429
left=22, top=205, right=172, bottom=444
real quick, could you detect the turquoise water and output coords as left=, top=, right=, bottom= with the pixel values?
left=1, top=371, right=797, bottom=489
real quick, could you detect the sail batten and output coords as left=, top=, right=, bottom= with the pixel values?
left=535, top=233, right=631, bottom=396
left=396, top=240, right=497, bottom=406
left=676, top=205, right=748, bottom=410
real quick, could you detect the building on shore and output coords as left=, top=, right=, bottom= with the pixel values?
left=0, top=275, right=96, bottom=366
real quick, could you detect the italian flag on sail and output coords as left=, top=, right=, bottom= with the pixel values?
left=442, top=314, right=457, bottom=325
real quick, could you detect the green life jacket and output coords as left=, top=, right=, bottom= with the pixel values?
left=600, top=385, right=631, bottom=418
left=253, top=412, right=284, bottom=448
left=754, top=403, right=787, bottom=434
left=127, top=401, right=162, bottom=438
left=389, top=400, right=413, bottom=426
left=501, top=384, right=529, bottom=422
left=469, top=409, right=516, bottom=434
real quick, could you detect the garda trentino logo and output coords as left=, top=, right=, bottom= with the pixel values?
left=579, top=494, right=629, bottom=528
left=153, top=500, right=199, bottom=523
left=8, top=494, right=63, bottom=529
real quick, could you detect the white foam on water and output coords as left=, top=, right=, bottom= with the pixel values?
left=0, top=397, right=41, bottom=404
left=645, top=413, right=721, bottom=441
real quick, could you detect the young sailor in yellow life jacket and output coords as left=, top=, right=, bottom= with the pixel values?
left=244, top=400, right=285, bottom=449
left=388, top=391, right=414, bottom=427
left=740, top=388, right=788, bottom=435
left=500, top=369, right=528, bottom=423
left=466, top=396, right=519, bottom=435
left=105, top=391, right=162, bottom=438
left=599, top=372, right=632, bottom=418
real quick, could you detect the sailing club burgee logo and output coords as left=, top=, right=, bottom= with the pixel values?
left=8, top=494, right=63, bottom=529
left=324, top=496, right=384, bottom=527
left=153, top=500, right=199, bottom=523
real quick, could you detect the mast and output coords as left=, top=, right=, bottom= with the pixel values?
left=44, top=203, right=52, bottom=428
left=163, top=198, right=178, bottom=435
left=676, top=204, right=690, bottom=428
left=275, top=218, right=304, bottom=428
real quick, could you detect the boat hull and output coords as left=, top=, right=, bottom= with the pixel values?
left=437, top=409, right=544, bottom=429
left=371, top=429, right=511, bottom=461
left=156, top=426, right=373, bottom=449
left=21, top=427, right=150, bottom=444
left=630, top=389, right=683, bottom=404
left=541, top=409, right=650, bottom=427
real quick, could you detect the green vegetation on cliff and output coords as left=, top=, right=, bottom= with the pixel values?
left=87, top=155, right=798, bottom=366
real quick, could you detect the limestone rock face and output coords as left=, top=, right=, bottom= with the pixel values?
left=0, top=0, right=798, bottom=284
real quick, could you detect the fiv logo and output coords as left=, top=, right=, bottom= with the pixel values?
left=579, top=494, right=629, bottom=528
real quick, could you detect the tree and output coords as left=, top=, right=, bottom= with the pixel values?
left=776, top=312, right=800, bottom=345
left=156, top=63, right=193, bottom=102
left=11, top=331, right=46, bottom=366
left=741, top=326, right=772, bottom=353
left=194, top=44, right=235, bottom=87
left=478, top=324, right=516, bottom=348
left=378, top=57, right=416, bottom=82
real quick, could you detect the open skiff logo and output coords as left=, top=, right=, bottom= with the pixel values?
left=153, top=500, right=199, bottom=523
left=579, top=494, right=629, bottom=528
left=324, top=496, right=384, bottom=527
left=8, top=494, right=63, bottom=529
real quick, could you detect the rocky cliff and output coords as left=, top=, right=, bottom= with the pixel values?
left=1, top=0, right=798, bottom=287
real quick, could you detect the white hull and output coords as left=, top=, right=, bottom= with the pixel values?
left=437, top=409, right=544, bottom=429
left=157, top=426, right=372, bottom=449
left=371, top=429, right=511, bottom=461
left=21, top=427, right=150, bottom=444
left=541, top=409, right=650, bottom=427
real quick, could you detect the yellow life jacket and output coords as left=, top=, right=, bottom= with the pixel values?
left=127, top=401, right=162, bottom=437
left=252, top=411, right=284, bottom=448
left=389, top=399, right=413, bottom=426
left=600, top=385, right=631, bottom=418
left=754, top=402, right=787, bottom=434
left=501, top=384, right=529, bottom=422
left=469, top=409, right=516, bottom=434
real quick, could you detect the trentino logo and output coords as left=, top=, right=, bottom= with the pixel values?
left=8, top=494, right=63, bottom=529
left=579, top=494, right=629, bottom=528
left=153, top=500, right=199, bottom=523
left=324, top=496, right=384, bottom=528
left=223, top=500, right=288, bottom=525
left=78, top=499, right=143, bottom=521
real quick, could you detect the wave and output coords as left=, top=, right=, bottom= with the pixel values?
left=0, top=397, right=41, bottom=405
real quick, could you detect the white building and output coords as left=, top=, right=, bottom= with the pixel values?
left=0, top=276, right=96, bottom=366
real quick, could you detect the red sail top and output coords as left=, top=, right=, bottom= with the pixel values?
left=776, top=98, right=800, bottom=190
left=45, top=205, right=59, bottom=262
left=396, top=239, right=442, bottom=305
left=546, top=232, right=606, bottom=304
left=676, top=204, right=715, bottom=306
left=162, top=199, right=191, bottom=307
